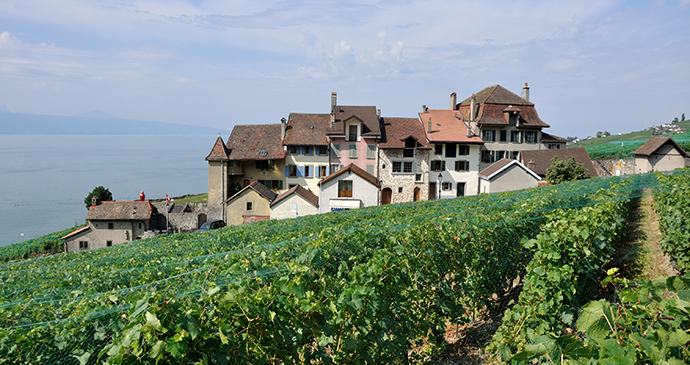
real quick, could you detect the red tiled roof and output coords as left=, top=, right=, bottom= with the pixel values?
left=458, top=85, right=532, bottom=106
left=61, top=226, right=91, bottom=240
left=223, top=180, right=277, bottom=205
left=284, top=113, right=330, bottom=146
left=632, top=137, right=690, bottom=158
left=205, top=136, right=231, bottom=161
left=378, top=117, right=431, bottom=149
left=520, top=148, right=598, bottom=177
left=456, top=85, right=549, bottom=128
left=317, top=163, right=380, bottom=188
left=418, top=109, right=484, bottom=144
left=226, top=124, right=286, bottom=161
left=86, top=201, right=154, bottom=221
left=326, top=105, right=381, bottom=137
left=541, top=132, right=569, bottom=143
left=272, top=184, right=319, bottom=207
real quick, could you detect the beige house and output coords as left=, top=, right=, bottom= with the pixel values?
left=62, top=201, right=158, bottom=252
left=223, top=180, right=277, bottom=225
left=317, top=163, right=380, bottom=213
left=270, top=185, right=319, bottom=219
left=632, top=137, right=689, bottom=174
left=478, top=159, right=542, bottom=194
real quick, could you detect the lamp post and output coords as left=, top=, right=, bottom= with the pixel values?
left=437, top=173, right=443, bottom=200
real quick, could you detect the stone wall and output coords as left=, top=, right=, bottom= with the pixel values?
left=150, top=200, right=210, bottom=232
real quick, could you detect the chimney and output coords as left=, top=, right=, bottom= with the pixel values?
left=331, top=92, right=337, bottom=112
left=377, top=108, right=381, bottom=118
left=522, top=83, right=530, bottom=101
left=527, top=159, right=536, bottom=171
left=91, top=196, right=100, bottom=206
left=427, top=119, right=432, bottom=133
left=470, top=94, right=476, bottom=122
left=422, top=104, right=428, bottom=113
left=280, top=117, right=286, bottom=141
left=450, top=92, right=457, bottom=110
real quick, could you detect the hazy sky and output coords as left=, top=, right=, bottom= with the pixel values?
left=1, top=0, right=688, bottom=137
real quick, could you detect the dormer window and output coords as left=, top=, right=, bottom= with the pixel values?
left=347, top=124, right=358, bottom=142
left=403, top=137, right=416, bottom=158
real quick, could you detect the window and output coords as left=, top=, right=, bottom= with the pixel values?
left=458, top=145, right=470, bottom=155
left=403, top=148, right=414, bottom=158
left=499, top=130, right=507, bottom=142
left=338, top=180, right=353, bottom=197
left=317, top=146, right=328, bottom=155
left=246, top=202, right=253, bottom=211
left=398, top=187, right=403, bottom=193
left=330, top=164, right=341, bottom=173
left=304, top=165, right=313, bottom=178
left=496, top=151, right=505, bottom=160
left=431, top=160, right=445, bottom=172
left=348, top=143, right=357, bottom=158
left=445, top=143, right=457, bottom=158
left=255, top=160, right=274, bottom=170
left=512, top=151, right=520, bottom=159
left=348, top=125, right=358, bottom=142
left=108, top=223, right=114, bottom=230
left=455, top=160, right=470, bottom=172
left=482, top=130, right=496, bottom=142
left=525, top=131, right=537, bottom=143
left=434, top=144, right=443, bottom=155
left=415, top=174, right=422, bottom=182
left=79, top=241, right=88, bottom=250
left=442, top=182, right=452, bottom=190
left=403, top=162, right=413, bottom=173
left=366, top=164, right=375, bottom=175
left=331, top=143, right=340, bottom=157
left=289, top=146, right=298, bottom=154
left=511, top=131, right=522, bottom=143
left=287, top=165, right=297, bottom=177
left=392, top=161, right=402, bottom=173
left=404, top=138, right=415, bottom=157
left=106, top=241, right=113, bottom=247
left=318, top=165, right=329, bottom=177
left=481, top=150, right=494, bottom=163
left=304, top=146, right=313, bottom=155
left=366, top=144, right=376, bottom=159
left=548, top=144, right=561, bottom=150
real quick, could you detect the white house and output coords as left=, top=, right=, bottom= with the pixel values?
left=317, top=163, right=380, bottom=213
left=270, top=184, right=319, bottom=219
left=478, top=158, right=542, bottom=194
left=632, top=137, right=689, bottom=174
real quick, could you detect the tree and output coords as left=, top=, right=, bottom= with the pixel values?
left=603, top=131, right=611, bottom=137
left=673, top=117, right=679, bottom=124
left=545, top=156, right=589, bottom=185
left=84, top=186, right=113, bottom=209
left=682, top=113, right=686, bottom=122
left=596, top=131, right=603, bottom=138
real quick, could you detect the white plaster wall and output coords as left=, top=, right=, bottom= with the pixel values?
left=480, top=165, right=539, bottom=194
left=284, top=154, right=329, bottom=193
left=270, top=194, right=318, bottom=220
left=318, top=172, right=379, bottom=213
left=431, top=144, right=482, bottom=198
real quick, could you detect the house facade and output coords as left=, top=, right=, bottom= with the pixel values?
left=283, top=113, right=331, bottom=193
left=223, top=180, right=277, bottom=226
left=478, top=159, right=542, bottom=194
left=270, top=185, right=319, bottom=219
left=419, top=109, right=484, bottom=198
left=632, top=137, right=690, bottom=173
left=377, top=117, right=432, bottom=204
left=317, top=163, right=380, bottom=213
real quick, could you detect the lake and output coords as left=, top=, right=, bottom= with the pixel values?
left=0, top=134, right=217, bottom=247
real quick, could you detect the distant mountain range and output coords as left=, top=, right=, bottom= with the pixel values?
left=0, top=108, right=230, bottom=135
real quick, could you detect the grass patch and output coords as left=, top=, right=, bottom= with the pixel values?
left=172, top=193, right=207, bottom=204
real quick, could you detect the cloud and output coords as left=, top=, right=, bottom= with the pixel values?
left=0, top=31, right=21, bottom=46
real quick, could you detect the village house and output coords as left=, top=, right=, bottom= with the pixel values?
left=62, top=200, right=159, bottom=252
left=283, top=113, right=331, bottom=193
left=520, top=147, right=599, bottom=179
left=317, top=163, right=380, bottom=213
left=419, top=108, right=484, bottom=198
left=222, top=180, right=277, bottom=226
left=377, top=117, right=432, bottom=204
left=326, top=93, right=382, bottom=177
left=632, top=137, right=690, bottom=173
left=478, top=159, right=542, bottom=194
left=270, top=184, right=319, bottom=219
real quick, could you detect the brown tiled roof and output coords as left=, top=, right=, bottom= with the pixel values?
left=226, top=124, right=286, bottom=161
left=478, top=158, right=541, bottom=181
left=272, top=184, right=319, bottom=207
left=458, top=85, right=532, bottom=106
left=61, top=226, right=91, bottom=240
left=378, top=117, right=431, bottom=149
left=223, top=180, right=277, bottom=205
left=86, top=201, right=155, bottom=221
left=317, top=163, right=380, bottom=188
left=520, top=148, right=598, bottom=177
left=456, top=85, right=549, bottom=128
left=284, top=113, right=330, bottom=146
left=541, top=132, right=569, bottom=143
left=632, top=137, right=690, bottom=158
left=326, top=105, right=381, bottom=137
left=418, top=109, right=484, bottom=144
left=205, top=136, right=231, bottom=161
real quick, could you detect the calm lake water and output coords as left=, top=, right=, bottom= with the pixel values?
left=0, top=134, right=216, bottom=247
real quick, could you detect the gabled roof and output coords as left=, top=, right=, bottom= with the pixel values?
left=378, top=117, right=432, bottom=149
left=456, top=85, right=549, bottom=128
left=520, top=148, right=598, bottom=178
left=61, top=226, right=91, bottom=240
left=284, top=113, right=330, bottom=146
left=418, top=109, right=484, bottom=144
left=632, top=137, right=690, bottom=158
left=86, top=201, right=155, bottom=221
left=458, top=85, right=532, bottom=106
left=317, top=163, right=380, bottom=188
left=205, top=136, right=231, bottom=161
left=226, top=124, right=286, bottom=161
left=478, top=158, right=542, bottom=181
left=223, top=180, right=277, bottom=205
left=541, top=132, right=569, bottom=143
left=272, top=184, right=319, bottom=208
left=326, top=105, right=381, bottom=137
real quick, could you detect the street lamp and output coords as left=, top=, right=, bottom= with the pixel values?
left=437, top=173, right=443, bottom=200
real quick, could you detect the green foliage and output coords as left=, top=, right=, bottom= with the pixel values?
left=0, top=225, right=85, bottom=262
left=654, top=169, right=690, bottom=272
left=545, top=156, right=590, bottom=185
left=84, top=186, right=113, bottom=210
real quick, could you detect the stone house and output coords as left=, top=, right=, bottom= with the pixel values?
left=377, top=117, right=432, bottom=204
left=632, top=137, right=689, bottom=174
left=283, top=113, right=331, bottom=193
left=419, top=109, right=484, bottom=199
left=478, top=159, right=542, bottom=194
left=223, top=180, right=277, bottom=226
left=317, top=163, right=380, bottom=213
left=520, top=147, right=599, bottom=179
left=326, top=93, right=381, bottom=177
left=270, top=184, right=319, bottom=219
left=62, top=201, right=158, bottom=251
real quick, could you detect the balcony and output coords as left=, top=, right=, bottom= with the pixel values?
left=227, top=165, right=244, bottom=175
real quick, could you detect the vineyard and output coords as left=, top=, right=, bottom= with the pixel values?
left=0, top=171, right=689, bottom=364
left=582, top=131, right=690, bottom=160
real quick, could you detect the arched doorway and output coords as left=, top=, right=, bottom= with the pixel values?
left=413, top=187, right=420, bottom=202
left=381, top=188, right=392, bottom=205
left=197, top=213, right=207, bottom=229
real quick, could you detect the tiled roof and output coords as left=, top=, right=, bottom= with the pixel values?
left=226, top=124, right=286, bottom=161
left=284, top=113, right=330, bottom=146
left=520, top=148, right=598, bottom=177
left=326, top=105, right=381, bottom=137
left=61, top=226, right=91, bottom=240
left=378, top=117, right=432, bottom=149
left=86, top=201, right=155, bottom=221
left=223, top=180, right=277, bottom=205
left=317, top=163, right=380, bottom=188
left=478, top=158, right=542, bottom=181
left=205, top=136, right=231, bottom=161
left=541, top=132, right=569, bottom=143
left=456, top=85, right=549, bottom=128
left=632, top=137, right=690, bottom=158
left=418, top=109, right=484, bottom=144
left=272, top=184, right=319, bottom=207
left=458, top=85, right=532, bottom=106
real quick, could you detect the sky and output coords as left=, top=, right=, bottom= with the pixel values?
left=0, top=0, right=689, bottom=138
